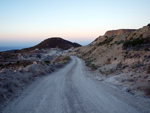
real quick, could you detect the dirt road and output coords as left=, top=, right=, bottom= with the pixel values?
left=2, top=56, right=150, bottom=113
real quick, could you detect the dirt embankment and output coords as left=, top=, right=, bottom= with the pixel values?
left=71, top=24, right=150, bottom=97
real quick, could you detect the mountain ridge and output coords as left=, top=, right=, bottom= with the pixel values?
left=104, top=29, right=136, bottom=37
left=21, top=37, right=81, bottom=51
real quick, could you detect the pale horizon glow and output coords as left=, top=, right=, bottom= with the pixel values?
left=0, top=0, right=150, bottom=48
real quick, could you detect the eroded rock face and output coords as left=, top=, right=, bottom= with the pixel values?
left=104, top=29, right=136, bottom=37
left=147, top=23, right=150, bottom=28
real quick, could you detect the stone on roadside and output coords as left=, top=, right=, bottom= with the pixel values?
left=99, top=78, right=103, bottom=81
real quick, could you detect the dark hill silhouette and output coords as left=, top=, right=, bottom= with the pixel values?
left=22, top=37, right=81, bottom=51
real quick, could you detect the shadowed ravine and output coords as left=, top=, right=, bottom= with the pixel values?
left=2, top=56, right=150, bottom=113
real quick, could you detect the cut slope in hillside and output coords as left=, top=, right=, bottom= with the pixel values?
left=73, top=24, right=150, bottom=67
left=104, top=29, right=136, bottom=37
left=22, top=37, right=81, bottom=51
left=72, top=24, right=150, bottom=97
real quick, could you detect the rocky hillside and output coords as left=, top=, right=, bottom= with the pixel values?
left=72, top=24, right=150, bottom=97
left=73, top=24, right=150, bottom=68
left=22, top=37, right=81, bottom=51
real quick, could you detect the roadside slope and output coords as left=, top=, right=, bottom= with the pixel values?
left=71, top=24, right=150, bottom=97
left=2, top=56, right=150, bottom=113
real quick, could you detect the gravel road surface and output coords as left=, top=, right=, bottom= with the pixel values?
left=2, top=56, right=150, bottom=113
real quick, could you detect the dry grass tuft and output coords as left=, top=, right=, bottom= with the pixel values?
left=145, top=86, right=150, bottom=95
left=0, top=88, right=5, bottom=102
left=146, top=64, right=150, bottom=73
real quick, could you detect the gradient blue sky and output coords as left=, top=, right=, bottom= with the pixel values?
left=0, top=0, right=150, bottom=47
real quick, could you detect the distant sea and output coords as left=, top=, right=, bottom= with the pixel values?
left=0, top=46, right=25, bottom=52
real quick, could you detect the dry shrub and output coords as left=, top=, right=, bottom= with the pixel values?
left=146, top=64, right=150, bottom=73
left=0, top=88, right=5, bottom=102
left=11, top=79, right=21, bottom=88
left=3, top=82, right=14, bottom=93
left=37, top=70, right=46, bottom=75
left=21, top=74, right=30, bottom=83
left=130, top=64, right=136, bottom=69
left=6, top=81, right=19, bottom=93
left=105, top=58, right=111, bottom=64
left=127, top=78, right=134, bottom=82
left=145, top=86, right=150, bottom=95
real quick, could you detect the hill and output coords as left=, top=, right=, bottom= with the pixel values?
left=73, top=24, right=150, bottom=68
left=72, top=23, right=150, bottom=97
left=22, top=37, right=81, bottom=51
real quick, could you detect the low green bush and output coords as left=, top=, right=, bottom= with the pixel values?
left=44, top=60, right=50, bottom=64
left=63, top=56, right=70, bottom=61
left=99, top=69, right=104, bottom=74
left=90, top=64, right=98, bottom=70
left=109, top=69, right=114, bottom=74
left=86, top=62, right=91, bottom=67
left=98, top=37, right=114, bottom=46
left=122, top=37, right=150, bottom=50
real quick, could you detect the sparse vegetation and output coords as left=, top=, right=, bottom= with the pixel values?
left=63, top=56, right=70, bottom=61
left=83, top=52, right=87, bottom=56
left=117, top=40, right=124, bottom=45
left=123, top=37, right=150, bottom=50
left=86, top=62, right=91, bottom=67
left=44, top=60, right=50, bottom=64
left=130, top=64, right=136, bottom=69
left=122, top=65, right=128, bottom=69
left=105, top=58, right=111, bottom=64
left=36, top=54, right=41, bottom=59
left=73, top=24, right=150, bottom=98
left=127, top=79, right=134, bottom=82
left=146, top=64, right=150, bottom=73
left=85, top=58, right=92, bottom=67
left=0, top=88, right=4, bottom=102
left=117, top=62, right=122, bottom=69
left=145, top=86, right=150, bottom=95
left=123, top=38, right=143, bottom=49
left=98, top=37, right=114, bottom=46
left=53, top=56, right=70, bottom=63
left=90, top=64, right=98, bottom=70
left=88, top=50, right=92, bottom=54
left=0, top=60, right=33, bottom=70
left=0, top=58, right=70, bottom=107
left=99, top=69, right=104, bottom=74
left=99, top=68, right=115, bottom=75
left=133, top=33, right=136, bottom=36
left=84, top=58, right=98, bottom=70
left=0, top=52, right=17, bottom=60
left=109, top=68, right=114, bottom=74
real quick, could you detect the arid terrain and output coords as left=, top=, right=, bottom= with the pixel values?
left=0, top=24, right=150, bottom=112
left=72, top=24, right=150, bottom=97
left=2, top=56, right=150, bottom=113
left=0, top=41, right=74, bottom=110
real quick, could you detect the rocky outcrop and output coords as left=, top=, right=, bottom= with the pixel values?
left=147, top=23, right=150, bottom=28
left=72, top=23, right=150, bottom=97
left=73, top=24, right=150, bottom=66
left=104, top=29, right=136, bottom=37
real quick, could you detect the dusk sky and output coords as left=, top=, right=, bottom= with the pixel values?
left=0, top=0, right=150, bottom=48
